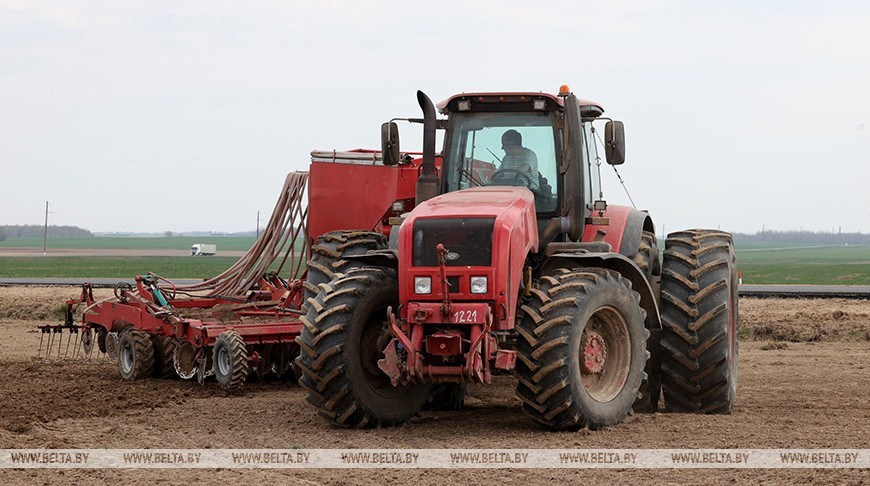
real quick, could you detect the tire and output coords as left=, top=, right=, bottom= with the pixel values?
left=105, top=332, right=120, bottom=360
left=660, top=229, right=739, bottom=414
left=515, top=268, right=649, bottom=431
left=212, top=330, right=249, bottom=389
left=118, top=329, right=155, bottom=381
left=151, top=335, right=177, bottom=379
left=295, top=266, right=430, bottom=428
left=96, top=327, right=107, bottom=354
left=81, top=328, right=95, bottom=356
left=271, top=343, right=302, bottom=382
left=633, top=231, right=662, bottom=282
left=303, top=231, right=388, bottom=312
left=631, top=230, right=662, bottom=413
left=424, top=383, right=467, bottom=411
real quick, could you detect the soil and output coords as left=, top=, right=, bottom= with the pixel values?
left=0, top=288, right=868, bottom=484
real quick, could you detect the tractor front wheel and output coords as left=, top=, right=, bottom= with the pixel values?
left=303, top=231, right=388, bottom=312
left=515, top=268, right=648, bottom=431
left=296, top=266, right=430, bottom=428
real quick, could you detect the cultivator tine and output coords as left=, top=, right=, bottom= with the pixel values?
left=37, top=326, right=48, bottom=360
left=55, top=327, right=63, bottom=360
left=64, top=329, right=72, bottom=358
left=35, top=323, right=86, bottom=362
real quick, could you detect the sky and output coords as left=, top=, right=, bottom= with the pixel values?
left=1, top=0, right=868, bottom=235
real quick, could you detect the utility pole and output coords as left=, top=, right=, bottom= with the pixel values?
left=42, top=201, right=49, bottom=255
left=256, top=211, right=261, bottom=238
left=761, top=224, right=765, bottom=246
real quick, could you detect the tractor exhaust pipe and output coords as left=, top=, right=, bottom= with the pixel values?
left=416, top=90, right=439, bottom=206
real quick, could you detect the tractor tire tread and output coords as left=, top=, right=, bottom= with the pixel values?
left=660, top=229, right=738, bottom=414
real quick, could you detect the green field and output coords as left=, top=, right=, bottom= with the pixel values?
left=0, top=236, right=257, bottom=252
left=0, top=256, right=302, bottom=279
left=733, top=244, right=870, bottom=285
left=1, top=237, right=868, bottom=285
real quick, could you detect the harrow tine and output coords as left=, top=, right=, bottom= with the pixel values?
left=64, top=331, right=73, bottom=359
left=55, top=328, right=64, bottom=360
left=37, top=328, right=46, bottom=360
left=45, top=329, right=55, bottom=360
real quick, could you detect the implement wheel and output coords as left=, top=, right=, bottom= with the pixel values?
left=118, top=329, right=155, bottom=381
left=515, top=268, right=648, bottom=431
left=302, top=231, right=388, bottom=312
left=105, top=332, right=120, bottom=360
left=152, top=335, right=177, bottom=379
left=660, top=230, right=739, bottom=413
left=213, top=330, right=249, bottom=389
left=296, top=267, right=430, bottom=428
left=81, top=328, right=95, bottom=356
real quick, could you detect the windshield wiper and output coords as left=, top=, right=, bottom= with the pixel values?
left=486, top=147, right=502, bottom=163
left=459, top=167, right=484, bottom=187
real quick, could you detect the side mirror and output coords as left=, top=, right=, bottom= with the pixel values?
left=604, top=120, right=625, bottom=165
left=381, top=122, right=400, bottom=166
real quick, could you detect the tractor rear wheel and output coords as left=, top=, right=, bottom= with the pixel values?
left=295, top=266, right=430, bottom=428
left=213, top=330, right=249, bottom=389
left=660, top=230, right=739, bottom=413
left=303, top=231, right=388, bottom=312
left=118, top=329, right=155, bottom=381
left=631, top=230, right=662, bottom=413
left=515, top=268, right=648, bottom=431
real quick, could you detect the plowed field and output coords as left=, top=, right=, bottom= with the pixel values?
left=0, top=287, right=868, bottom=484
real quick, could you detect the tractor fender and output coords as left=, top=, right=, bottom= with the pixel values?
left=540, top=252, right=660, bottom=330
left=583, top=206, right=655, bottom=257
left=344, top=249, right=399, bottom=270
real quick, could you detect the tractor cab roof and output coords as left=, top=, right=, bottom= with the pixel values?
left=437, top=91, right=604, bottom=119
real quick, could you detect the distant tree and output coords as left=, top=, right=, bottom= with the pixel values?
left=0, top=225, right=92, bottom=238
left=0, top=227, right=6, bottom=241
left=164, top=231, right=174, bottom=238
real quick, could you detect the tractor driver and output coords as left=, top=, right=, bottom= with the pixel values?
left=499, top=129, right=540, bottom=191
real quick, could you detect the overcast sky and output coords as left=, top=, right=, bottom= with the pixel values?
left=1, top=1, right=868, bottom=234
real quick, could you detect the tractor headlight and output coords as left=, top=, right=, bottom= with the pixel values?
left=470, top=276, right=488, bottom=294
left=414, top=276, right=432, bottom=295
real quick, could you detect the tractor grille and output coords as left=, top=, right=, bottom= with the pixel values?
left=412, top=217, right=495, bottom=267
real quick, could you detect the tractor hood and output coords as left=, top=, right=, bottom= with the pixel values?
left=402, top=187, right=540, bottom=257
left=408, top=186, right=537, bottom=222
left=398, top=186, right=539, bottom=329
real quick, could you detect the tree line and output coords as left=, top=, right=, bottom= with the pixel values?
left=732, top=230, right=870, bottom=245
left=0, top=225, right=93, bottom=241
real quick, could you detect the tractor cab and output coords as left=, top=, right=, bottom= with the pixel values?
left=385, top=87, right=625, bottom=248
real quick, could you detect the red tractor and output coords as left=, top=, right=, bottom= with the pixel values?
left=296, top=86, right=739, bottom=430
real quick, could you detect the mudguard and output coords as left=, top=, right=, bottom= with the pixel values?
left=540, top=252, right=660, bottom=330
